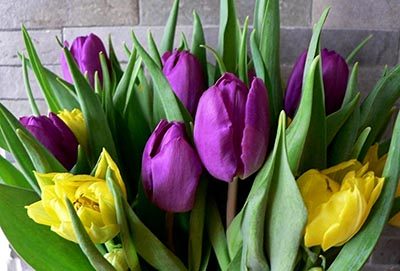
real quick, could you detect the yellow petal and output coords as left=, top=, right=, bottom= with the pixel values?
left=363, top=144, right=387, bottom=177
left=95, top=149, right=127, bottom=198
left=26, top=201, right=55, bottom=226
left=321, top=160, right=362, bottom=182
left=58, top=109, right=88, bottom=148
left=88, top=223, right=120, bottom=244
left=389, top=212, right=400, bottom=227
left=51, top=222, right=77, bottom=243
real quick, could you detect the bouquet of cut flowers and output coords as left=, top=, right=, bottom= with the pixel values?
left=0, top=0, right=399, bottom=270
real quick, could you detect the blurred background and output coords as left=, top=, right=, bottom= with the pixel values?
left=0, top=0, right=399, bottom=270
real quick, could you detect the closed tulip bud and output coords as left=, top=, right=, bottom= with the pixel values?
left=162, top=49, right=205, bottom=115
left=141, top=120, right=202, bottom=212
left=61, top=33, right=107, bottom=87
left=284, top=48, right=349, bottom=117
left=20, top=113, right=78, bottom=170
left=194, top=73, right=270, bottom=182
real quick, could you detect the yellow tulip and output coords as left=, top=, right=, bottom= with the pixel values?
left=298, top=161, right=384, bottom=251
left=26, top=149, right=126, bottom=244
left=362, top=144, right=387, bottom=177
left=104, top=248, right=129, bottom=271
left=58, top=109, right=88, bottom=149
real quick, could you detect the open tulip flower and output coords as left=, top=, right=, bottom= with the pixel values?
left=194, top=73, right=270, bottom=182
left=298, top=160, right=384, bottom=251
left=26, top=149, right=126, bottom=244
left=61, top=33, right=107, bottom=87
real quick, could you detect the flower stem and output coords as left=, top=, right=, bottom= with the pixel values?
left=226, top=176, right=239, bottom=227
left=166, top=212, right=175, bottom=252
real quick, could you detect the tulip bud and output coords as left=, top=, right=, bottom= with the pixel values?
left=194, top=73, right=270, bottom=182
left=20, top=113, right=78, bottom=170
left=162, top=49, right=206, bottom=115
left=61, top=33, right=107, bottom=87
left=284, top=48, right=349, bottom=117
left=141, top=120, right=202, bottom=212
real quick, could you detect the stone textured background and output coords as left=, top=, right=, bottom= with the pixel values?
left=0, top=0, right=399, bottom=270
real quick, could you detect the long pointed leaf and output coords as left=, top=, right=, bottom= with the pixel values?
left=65, top=198, right=115, bottom=271
left=0, top=184, right=94, bottom=271
left=62, top=47, right=118, bottom=165
left=160, top=0, right=179, bottom=53
left=191, top=11, right=208, bottom=84
left=0, top=155, right=31, bottom=189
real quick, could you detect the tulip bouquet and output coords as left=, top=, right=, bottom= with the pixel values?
left=1, top=0, right=400, bottom=270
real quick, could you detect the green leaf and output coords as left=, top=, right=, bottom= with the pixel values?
left=286, top=57, right=321, bottom=175
left=191, top=11, right=208, bottom=84
left=286, top=9, right=329, bottom=174
left=349, top=127, right=371, bottom=159
left=160, top=0, right=179, bottom=53
left=0, top=104, right=38, bottom=193
left=250, top=30, right=271, bottom=92
left=238, top=16, right=249, bottom=86
left=123, top=201, right=187, bottom=270
left=178, top=32, right=190, bottom=51
left=148, top=31, right=162, bottom=68
left=106, top=169, right=141, bottom=271
left=218, top=0, right=240, bottom=73
left=342, top=62, right=359, bottom=107
left=62, top=47, right=118, bottom=166
left=0, top=184, right=94, bottom=271
left=346, top=35, right=373, bottom=64
left=226, top=247, right=242, bottom=271
left=389, top=197, right=400, bottom=219
left=226, top=210, right=243, bottom=259
left=189, top=179, right=207, bottom=271
left=206, top=198, right=230, bottom=270
left=264, top=112, right=307, bottom=271
left=16, top=129, right=67, bottom=173
left=326, top=93, right=360, bottom=144
left=21, top=54, right=40, bottom=115
left=259, top=0, right=282, bottom=123
left=328, top=111, right=400, bottom=270
left=0, top=155, right=31, bottom=189
left=253, top=0, right=266, bottom=43
left=201, top=45, right=227, bottom=74
left=65, top=198, right=115, bottom=271
left=21, top=26, right=61, bottom=112
left=108, top=35, right=124, bottom=83
left=359, top=65, right=400, bottom=156
left=132, top=32, right=191, bottom=123
left=71, top=145, right=91, bottom=174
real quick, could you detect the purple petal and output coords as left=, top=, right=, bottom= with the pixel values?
left=150, top=137, right=202, bottom=212
left=240, top=78, right=269, bottom=178
left=194, top=85, right=238, bottom=182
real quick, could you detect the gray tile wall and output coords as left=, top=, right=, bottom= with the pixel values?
left=0, top=1, right=399, bottom=269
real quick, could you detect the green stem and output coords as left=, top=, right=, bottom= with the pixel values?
left=226, top=176, right=239, bottom=227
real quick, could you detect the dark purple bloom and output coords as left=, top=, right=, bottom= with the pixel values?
left=284, top=48, right=349, bottom=117
left=141, top=120, right=202, bottom=212
left=162, top=50, right=205, bottom=115
left=20, top=113, right=78, bottom=170
left=194, top=73, right=270, bottom=182
left=61, top=33, right=107, bottom=88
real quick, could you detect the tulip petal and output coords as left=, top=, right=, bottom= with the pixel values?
left=194, top=85, right=238, bottom=182
left=150, top=138, right=202, bottom=212
left=240, top=78, right=269, bottom=179
left=26, top=201, right=54, bottom=226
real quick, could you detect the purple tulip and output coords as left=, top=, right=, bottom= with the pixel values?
left=20, top=113, right=78, bottom=170
left=284, top=48, right=349, bottom=117
left=61, top=33, right=107, bottom=88
left=162, top=50, right=206, bottom=115
left=141, top=120, right=202, bottom=212
left=194, top=73, right=270, bottom=182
